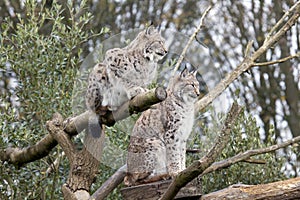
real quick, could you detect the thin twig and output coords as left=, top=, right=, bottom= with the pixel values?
left=201, top=135, right=300, bottom=176
left=264, top=1, right=300, bottom=45
left=195, top=2, right=300, bottom=112
left=253, top=52, right=300, bottom=66
left=171, top=6, right=212, bottom=76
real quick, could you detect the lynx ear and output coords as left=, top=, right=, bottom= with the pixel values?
left=180, top=66, right=189, bottom=78
left=146, top=24, right=156, bottom=35
left=192, top=69, right=198, bottom=76
left=158, top=23, right=162, bottom=32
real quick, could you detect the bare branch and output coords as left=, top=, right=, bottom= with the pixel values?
left=253, top=52, right=300, bottom=66
left=92, top=165, right=127, bottom=200
left=195, top=2, right=300, bottom=112
left=202, top=135, right=300, bottom=176
left=264, top=1, right=300, bottom=44
left=244, top=40, right=254, bottom=58
left=160, top=102, right=243, bottom=200
left=201, top=177, right=300, bottom=199
left=0, top=135, right=57, bottom=165
left=171, top=6, right=212, bottom=76
left=0, top=87, right=166, bottom=166
left=242, top=159, right=266, bottom=165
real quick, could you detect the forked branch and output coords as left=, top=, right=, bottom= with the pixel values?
left=195, top=1, right=300, bottom=112
left=0, top=87, right=167, bottom=166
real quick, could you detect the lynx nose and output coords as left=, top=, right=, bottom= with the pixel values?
left=195, top=89, right=200, bottom=97
left=163, top=47, right=168, bottom=54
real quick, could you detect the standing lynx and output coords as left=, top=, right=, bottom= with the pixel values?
left=126, top=68, right=200, bottom=186
left=84, top=26, right=167, bottom=159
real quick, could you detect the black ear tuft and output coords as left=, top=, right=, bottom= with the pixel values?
left=180, top=66, right=189, bottom=78
left=192, top=69, right=198, bottom=76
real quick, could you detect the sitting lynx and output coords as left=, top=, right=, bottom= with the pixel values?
left=126, top=68, right=200, bottom=186
left=85, top=26, right=168, bottom=138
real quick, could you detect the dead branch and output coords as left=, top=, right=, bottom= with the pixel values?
left=171, top=6, right=212, bottom=76
left=201, top=177, right=300, bottom=200
left=253, top=52, right=300, bottom=66
left=201, top=135, right=300, bottom=176
left=264, top=1, right=300, bottom=44
left=0, top=87, right=166, bottom=166
left=91, top=165, right=127, bottom=200
left=160, top=102, right=243, bottom=200
left=0, top=135, right=57, bottom=166
left=195, top=1, right=300, bottom=112
left=46, top=112, right=101, bottom=199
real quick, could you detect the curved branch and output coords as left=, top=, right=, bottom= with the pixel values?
left=0, top=87, right=167, bottom=166
left=195, top=1, right=300, bottom=112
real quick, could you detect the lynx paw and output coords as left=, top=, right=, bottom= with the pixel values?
left=128, top=87, right=148, bottom=99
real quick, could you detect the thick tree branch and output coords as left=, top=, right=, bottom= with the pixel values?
left=0, top=135, right=57, bottom=166
left=46, top=113, right=103, bottom=199
left=160, top=102, right=243, bottom=200
left=64, top=87, right=167, bottom=133
left=0, top=87, right=166, bottom=166
left=201, top=177, right=300, bottom=199
left=195, top=1, right=300, bottom=112
left=46, top=113, right=76, bottom=160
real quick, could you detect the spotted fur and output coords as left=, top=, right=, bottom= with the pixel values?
left=126, top=68, right=200, bottom=186
left=86, top=26, right=167, bottom=113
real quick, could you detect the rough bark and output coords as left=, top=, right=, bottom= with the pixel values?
left=201, top=177, right=300, bottom=200
left=0, top=87, right=167, bottom=167
left=121, top=179, right=201, bottom=200
left=46, top=113, right=100, bottom=199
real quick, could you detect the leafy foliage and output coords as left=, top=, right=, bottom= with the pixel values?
left=188, top=107, right=286, bottom=194
left=0, top=0, right=100, bottom=199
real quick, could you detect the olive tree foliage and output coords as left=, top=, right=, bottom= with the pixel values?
left=188, top=108, right=286, bottom=193
left=0, top=1, right=107, bottom=199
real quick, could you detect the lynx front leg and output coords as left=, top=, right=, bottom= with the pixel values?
left=165, top=133, right=183, bottom=177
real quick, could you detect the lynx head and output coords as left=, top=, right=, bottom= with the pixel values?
left=169, top=67, right=200, bottom=103
left=127, top=26, right=168, bottom=62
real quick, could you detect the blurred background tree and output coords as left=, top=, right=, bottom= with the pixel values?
left=0, top=0, right=298, bottom=199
